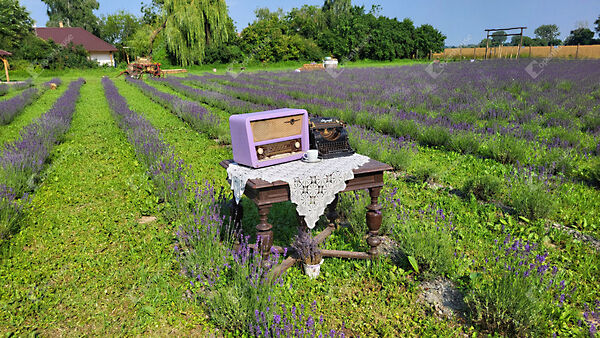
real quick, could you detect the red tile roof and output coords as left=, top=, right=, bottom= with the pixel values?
left=0, top=50, right=11, bottom=56
left=35, top=27, right=117, bottom=52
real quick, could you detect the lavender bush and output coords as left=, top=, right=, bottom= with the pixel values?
left=0, top=79, right=33, bottom=96
left=0, top=78, right=82, bottom=196
left=465, top=234, right=570, bottom=336
left=124, top=76, right=229, bottom=143
left=291, top=229, right=322, bottom=265
left=0, top=185, right=28, bottom=243
left=151, top=76, right=270, bottom=115
left=0, top=78, right=62, bottom=125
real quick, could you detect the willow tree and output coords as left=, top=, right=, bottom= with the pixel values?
left=149, top=0, right=229, bottom=66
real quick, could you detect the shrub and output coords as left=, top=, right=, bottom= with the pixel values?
left=510, top=179, right=556, bottom=221
left=463, top=174, right=502, bottom=202
left=485, top=136, right=526, bottom=165
left=412, top=162, right=441, bottom=184
left=465, top=235, right=567, bottom=336
left=449, top=133, right=480, bottom=155
left=0, top=185, right=28, bottom=243
left=388, top=204, right=456, bottom=277
left=419, top=126, right=450, bottom=148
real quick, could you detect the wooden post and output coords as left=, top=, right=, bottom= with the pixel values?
left=529, top=45, right=532, bottom=58
left=459, top=47, right=462, bottom=59
left=485, top=31, right=490, bottom=59
left=429, top=50, right=432, bottom=60
left=473, top=47, right=476, bottom=59
left=517, top=27, right=524, bottom=59
left=576, top=44, right=580, bottom=59
left=1, top=58, right=8, bottom=82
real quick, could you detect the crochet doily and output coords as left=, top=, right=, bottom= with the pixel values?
left=227, top=154, right=370, bottom=229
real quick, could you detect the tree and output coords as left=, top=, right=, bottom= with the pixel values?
left=564, top=27, right=595, bottom=45
left=148, top=0, right=230, bottom=66
left=509, top=35, right=540, bottom=46
left=99, top=11, right=140, bottom=45
left=323, top=0, right=351, bottom=14
left=414, top=24, right=445, bottom=57
left=254, top=7, right=284, bottom=23
left=534, top=24, right=560, bottom=46
left=0, top=0, right=34, bottom=51
left=491, top=30, right=507, bottom=46
left=42, top=0, right=100, bottom=35
left=595, top=15, right=600, bottom=35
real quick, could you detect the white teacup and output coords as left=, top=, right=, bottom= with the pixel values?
left=302, top=149, right=319, bottom=162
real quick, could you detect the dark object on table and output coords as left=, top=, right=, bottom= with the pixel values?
left=309, top=116, right=354, bottom=159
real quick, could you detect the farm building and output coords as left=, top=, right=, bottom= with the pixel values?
left=35, top=27, right=117, bottom=66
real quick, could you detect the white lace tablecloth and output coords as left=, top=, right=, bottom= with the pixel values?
left=227, top=154, right=370, bottom=229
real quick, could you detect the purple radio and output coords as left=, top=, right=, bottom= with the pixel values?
left=229, top=108, right=309, bottom=168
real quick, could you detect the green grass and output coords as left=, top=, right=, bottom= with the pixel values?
left=0, top=77, right=212, bottom=335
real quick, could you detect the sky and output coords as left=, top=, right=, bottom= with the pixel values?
left=21, top=0, right=600, bottom=46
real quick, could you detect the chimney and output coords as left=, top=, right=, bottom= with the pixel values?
left=59, top=21, right=63, bottom=28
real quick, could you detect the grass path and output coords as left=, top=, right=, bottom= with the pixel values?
left=0, top=84, right=68, bottom=145
left=0, top=77, right=210, bottom=335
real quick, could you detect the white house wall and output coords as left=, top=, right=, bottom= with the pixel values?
left=89, top=52, right=113, bottom=66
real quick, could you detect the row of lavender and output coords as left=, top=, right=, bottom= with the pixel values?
left=181, top=68, right=598, bottom=180
left=102, top=77, right=339, bottom=336
left=191, top=71, right=599, bottom=152
left=0, top=78, right=62, bottom=125
left=0, top=79, right=33, bottom=96
left=123, top=77, right=229, bottom=143
left=0, top=78, right=83, bottom=243
left=208, top=60, right=600, bottom=138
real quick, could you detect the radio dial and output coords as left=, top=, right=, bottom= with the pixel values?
left=294, top=142, right=300, bottom=149
left=257, top=147, right=264, bottom=155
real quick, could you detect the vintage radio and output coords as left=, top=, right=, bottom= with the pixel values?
left=229, top=108, right=309, bottom=168
left=309, top=117, right=354, bottom=159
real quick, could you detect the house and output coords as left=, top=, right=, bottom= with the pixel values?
left=35, top=27, right=118, bottom=66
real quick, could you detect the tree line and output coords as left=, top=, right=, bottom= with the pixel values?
left=470, top=23, right=600, bottom=48
left=0, top=0, right=446, bottom=67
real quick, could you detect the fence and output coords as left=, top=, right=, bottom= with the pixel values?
left=432, top=44, right=600, bottom=60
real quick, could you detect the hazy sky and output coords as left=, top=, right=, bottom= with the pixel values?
left=21, top=0, right=600, bottom=46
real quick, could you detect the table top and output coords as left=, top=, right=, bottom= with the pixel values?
left=220, top=158, right=392, bottom=190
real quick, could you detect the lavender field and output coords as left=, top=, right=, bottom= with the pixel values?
left=1, top=61, right=600, bottom=336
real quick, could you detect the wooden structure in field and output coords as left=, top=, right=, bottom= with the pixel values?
left=484, top=27, right=527, bottom=59
left=0, top=50, right=11, bottom=82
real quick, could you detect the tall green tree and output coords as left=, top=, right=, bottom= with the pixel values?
left=595, top=15, right=600, bottom=36
left=491, top=30, right=507, bottom=46
left=0, top=0, right=34, bottom=51
left=534, top=24, right=560, bottom=46
left=148, top=0, right=230, bottom=66
left=42, top=0, right=100, bottom=35
left=414, top=24, right=445, bottom=57
left=564, top=27, right=595, bottom=45
left=99, top=11, right=140, bottom=45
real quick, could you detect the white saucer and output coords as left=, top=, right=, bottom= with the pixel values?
left=301, top=158, right=322, bottom=163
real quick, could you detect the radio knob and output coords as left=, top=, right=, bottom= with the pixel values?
left=257, top=147, right=264, bottom=155
left=294, top=142, right=300, bottom=149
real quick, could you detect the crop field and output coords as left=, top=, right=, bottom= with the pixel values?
left=1, top=60, right=600, bottom=336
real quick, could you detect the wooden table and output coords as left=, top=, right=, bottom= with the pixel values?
left=220, top=158, right=393, bottom=275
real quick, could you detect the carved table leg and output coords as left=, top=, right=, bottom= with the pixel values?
left=366, top=187, right=383, bottom=256
left=257, top=204, right=273, bottom=261
left=327, top=194, right=339, bottom=230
